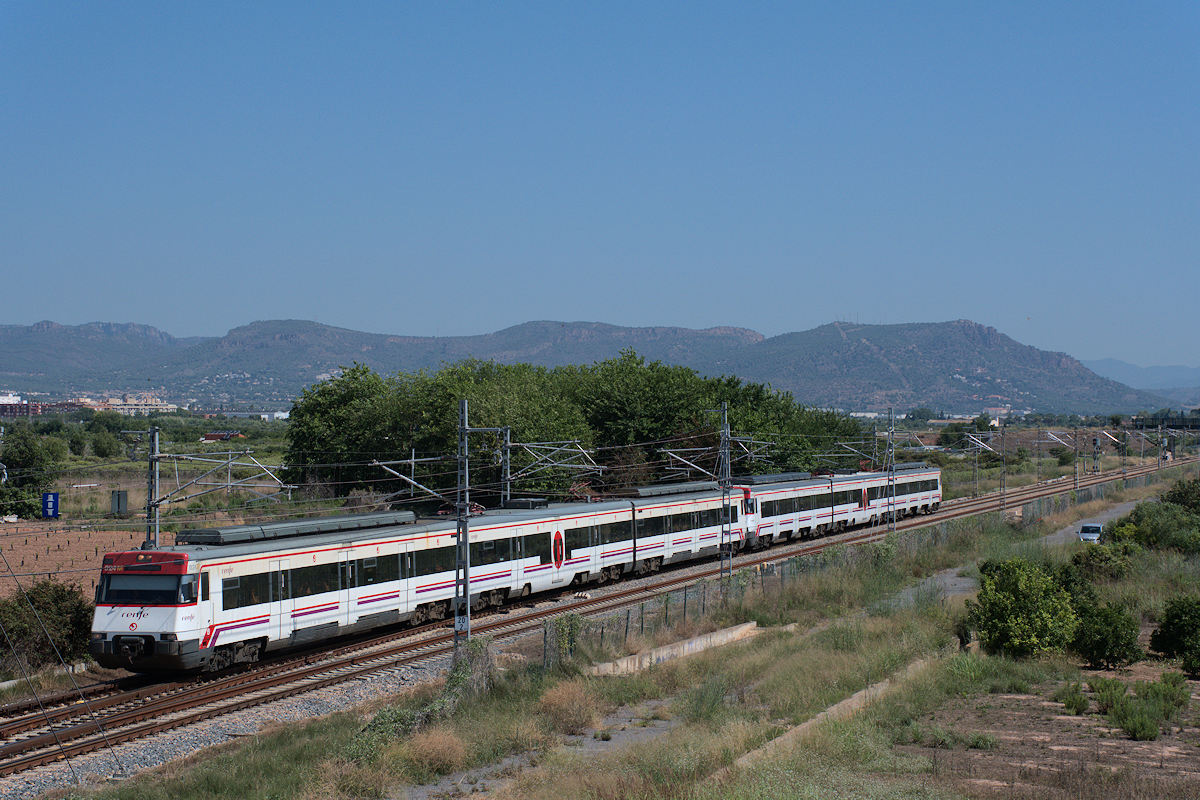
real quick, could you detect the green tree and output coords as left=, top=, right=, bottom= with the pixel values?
left=1163, top=478, right=1200, bottom=515
left=1150, top=596, right=1200, bottom=658
left=86, top=410, right=125, bottom=434
left=67, top=428, right=89, bottom=457
left=967, top=559, right=1078, bottom=658
left=91, top=430, right=122, bottom=459
left=905, top=407, right=934, bottom=424
left=1071, top=604, right=1142, bottom=668
left=0, top=581, right=93, bottom=673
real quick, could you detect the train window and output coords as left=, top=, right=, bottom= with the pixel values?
left=414, top=545, right=456, bottom=575
left=360, top=557, right=379, bottom=586
left=470, top=539, right=509, bottom=566
left=597, top=521, right=629, bottom=544
left=639, top=515, right=665, bottom=537
left=291, top=562, right=340, bottom=598
left=221, top=577, right=238, bottom=609
left=99, top=573, right=181, bottom=606
left=222, top=572, right=271, bottom=609
left=525, top=532, right=551, bottom=563
left=200, top=572, right=209, bottom=602
left=564, top=527, right=590, bottom=557
left=270, top=569, right=289, bottom=601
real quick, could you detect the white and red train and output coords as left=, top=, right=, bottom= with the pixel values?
left=89, top=465, right=940, bottom=671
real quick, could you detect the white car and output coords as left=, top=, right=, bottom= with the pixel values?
left=1078, top=523, right=1102, bottom=543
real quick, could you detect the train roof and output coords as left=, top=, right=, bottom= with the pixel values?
left=145, top=466, right=938, bottom=564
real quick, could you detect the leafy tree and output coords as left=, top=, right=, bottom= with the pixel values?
left=1113, top=502, right=1200, bottom=554
left=284, top=352, right=861, bottom=500
left=90, top=430, right=122, bottom=459
left=906, top=407, right=934, bottom=423
left=1150, top=596, right=1200, bottom=658
left=86, top=410, right=125, bottom=434
left=0, top=581, right=93, bottom=673
left=68, top=428, right=89, bottom=457
left=1071, top=604, right=1143, bottom=668
left=1163, top=478, right=1200, bottom=515
left=42, top=437, right=68, bottom=462
left=0, top=424, right=56, bottom=492
left=967, top=559, right=1078, bottom=658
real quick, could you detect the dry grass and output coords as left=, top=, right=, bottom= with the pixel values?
left=538, top=679, right=600, bottom=735
left=399, top=726, right=469, bottom=775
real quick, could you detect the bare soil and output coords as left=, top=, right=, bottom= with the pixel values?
left=895, top=668, right=1200, bottom=799
left=0, top=520, right=173, bottom=597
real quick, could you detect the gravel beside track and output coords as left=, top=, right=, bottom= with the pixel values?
left=0, top=658, right=446, bottom=800
left=0, top=460, right=1185, bottom=799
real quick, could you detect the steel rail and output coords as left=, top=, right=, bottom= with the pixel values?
left=0, top=456, right=1190, bottom=777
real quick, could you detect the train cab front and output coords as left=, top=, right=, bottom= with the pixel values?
left=90, top=551, right=205, bottom=671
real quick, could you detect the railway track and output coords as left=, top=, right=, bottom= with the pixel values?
left=0, top=457, right=1190, bottom=778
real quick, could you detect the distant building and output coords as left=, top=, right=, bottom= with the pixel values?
left=77, top=394, right=179, bottom=416
left=201, top=431, right=246, bottom=442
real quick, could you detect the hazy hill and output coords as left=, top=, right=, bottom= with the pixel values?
left=0, top=319, right=1168, bottom=413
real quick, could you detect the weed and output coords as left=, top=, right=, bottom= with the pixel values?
left=967, top=732, right=998, bottom=750
left=538, top=679, right=598, bottom=735
left=1053, top=681, right=1089, bottom=715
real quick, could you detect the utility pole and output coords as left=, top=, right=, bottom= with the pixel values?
left=144, top=426, right=160, bottom=549
left=999, top=424, right=1007, bottom=513
left=454, top=400, right=472, bottom=651
left=1092, top=434, right=1101, bottom=474
left=887, top=408, right=896, bottom=532
left=1073, top=427, right=1079, bottom=490
left=718, top=402, right=733, bottom=597
left=452, top=402, right=509, bottom=651
left=1035, top=426, right=1041, bottom=485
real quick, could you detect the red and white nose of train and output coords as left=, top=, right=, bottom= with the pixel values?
left=89, top=551, right=206, bottom=671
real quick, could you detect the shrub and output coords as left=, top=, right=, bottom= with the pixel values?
left=1071, top=604, right=1143, bottom=669
left=1163, top=477, right=1200, bottom=515
left=538, top=680, right=598, bottom=734
left=1069, top=545, right=1131, bottom=581
left=1181, top=637, right=1200, bottom=678
left=1104, top=672, right=1190, bottom=741
left=1117, top=502, right=1200, bottom=554
left=90, top=430, right=122, bottom=459
left=1150, top=596, right=1200, bottom=657
left=967, top=559, right=1078, bottom=658
left=1053, top=682, right=1089, bottom=715
left=0, top=581, right=93, bottom=673
left=1088, top=677, right=1128, bottom=713
left=1109, top=697, right=1161, bottom=741
left=402, top=727, right=468, bottom=776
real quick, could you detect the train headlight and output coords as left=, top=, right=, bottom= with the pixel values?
left=90, top=632, right=106, bottom=641
left=159, top=633, right=178, bottom=641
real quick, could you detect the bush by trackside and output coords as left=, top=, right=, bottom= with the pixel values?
left=0, top=581, right=93, bottom=675
left=1149, top=596, right=1200, bottom=658
left=967, top=559, right=1077, bottom=658
left=1071, top=603, right=1143, bottom=669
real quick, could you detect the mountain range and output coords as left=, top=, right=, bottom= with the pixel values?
left=0, top=319, right=1174, bottom=414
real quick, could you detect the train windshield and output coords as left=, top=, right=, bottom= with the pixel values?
left=98, top=574, right=194, bottom=605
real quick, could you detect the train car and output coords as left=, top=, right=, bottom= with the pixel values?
left=89, top=467, right=938, bottom=672
left=742, top=463, right=941, bottom=547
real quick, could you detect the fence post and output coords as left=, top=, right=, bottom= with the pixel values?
left=625, top=608, right=631, bottom=642
left=683, top=586, right=688, bottom=621
left=640, top=602, right=645, bottom=636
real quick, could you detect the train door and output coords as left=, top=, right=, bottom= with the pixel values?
left=550, top=528, right=568, bottom=584
left=339, top=550, right=355, bottom=625
left=269, top=558, right=291, bottom=640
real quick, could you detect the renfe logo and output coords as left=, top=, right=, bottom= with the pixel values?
left=120, top=610, right=151, bottom=620
left=129, top=622, right=138, bottom=631
left=553, top=530, right=564, bottom=569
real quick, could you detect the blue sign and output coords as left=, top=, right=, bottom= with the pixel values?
left=42, top=492, right=59, bottom=519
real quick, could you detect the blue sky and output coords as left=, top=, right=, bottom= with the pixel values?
left=2, top=3, right=1197, bottom=365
